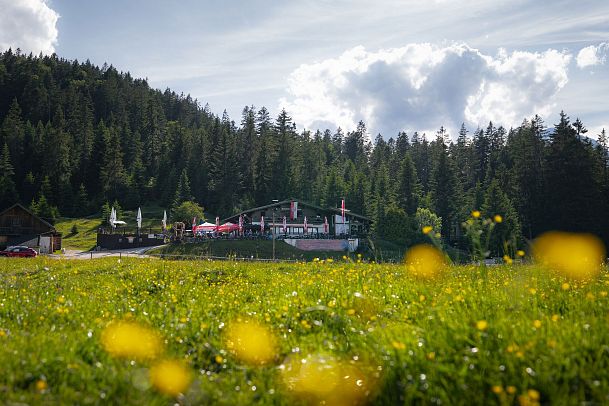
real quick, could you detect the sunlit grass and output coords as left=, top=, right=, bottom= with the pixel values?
left=1, top=257, right=608, bottom=404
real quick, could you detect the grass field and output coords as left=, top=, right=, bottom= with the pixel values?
left=1, top=257, right=608, bottom=404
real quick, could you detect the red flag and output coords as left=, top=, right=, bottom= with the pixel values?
left=304, top=216, right=308, bottom=234
left=290, top=201, right=298, bottom=220
left=341, top=199, right=345, bottom=223
left=192, top=217, right=197, bottom=230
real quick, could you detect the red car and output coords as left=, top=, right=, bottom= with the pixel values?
left=0, top=246, right=38, bottom=257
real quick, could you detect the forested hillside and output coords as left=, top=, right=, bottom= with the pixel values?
left=1, top=49, right=608, bottom=249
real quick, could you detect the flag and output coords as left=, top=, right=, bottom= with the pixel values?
left=290, top=201, right=298, bottom=220
left=192, top=216, right=197, bottom=231
left=283, top=216, right=287, bottom=233
left=216, top=216, right=220, bottom=232
left=110, top=207, right=116, bottom=228
left=304, top=216, right=308, bottom=234
left=341, top=199, right=345, bottom=223
left=162, top=210, right=167, bottom=230
left=324, top=216, right=329, bottom=234
left=136, top=207, right=142, bottom=229
left=260, top=216, right=265, bottom=233
left=238, top=215, right=243, bottom=234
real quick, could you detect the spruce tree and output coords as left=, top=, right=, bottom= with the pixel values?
left=0, top=143, right=18, bottom=209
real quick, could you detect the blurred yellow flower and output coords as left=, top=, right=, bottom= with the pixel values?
left=503, top=255, right=513, bottom=265
left=225, top=320, right=277, bottom=365
left=404, top=244, right=446, bottom=279
left=533, top=320, right=542, bottom=328
left=101, top=321, right=163, bottom=360
left=527, top=389, right=540, bottom=401
left=517, top=250, right=525, bottom=257
left=471, top=210, right=481, bottom=218
left=149, top=359, right=192, bottom=397
left=561, top=282, right=570, bottom=290
left=493, top=215, right=503, bottom=223
left=476, top=320, right=488, bottom=331
left=281, top=353, right=374, bottom=405
left=533, top=231, right=606, bottom=280
left=492, top=385, right=503, bottom=394
left=422, top=226, right=433, bottom=235
left=35, top=379, right=47, bottom=392
left=507, top=386, right=517, bottom=394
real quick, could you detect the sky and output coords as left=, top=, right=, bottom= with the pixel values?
left=1, top=0, right=608, bottom=139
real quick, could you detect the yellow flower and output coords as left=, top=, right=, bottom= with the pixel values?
left=101, top=321, right=163, bottom=360
left=551, top=314, right=559, bottom=322
left=471, top=210, right=481, bottom=218
left=404, top=244, right=446, bottom=279
left=533, top=320, right=542, bottom=329
left=392, top=341, right=406, bottom=350
left=506, top=386, right=517, bottom=394
left=527, top=389, right=540, bottom=401
left=225, top=320, right=277, bottom=365
left=422, top=226, right=433, bottom=235
left=476, top=320, right=488, bottom=331
left=561, top=282, right=570, bottom=290
left=517, top=250, right=525, bottom=257
left=503, top=255, right=513, bottom=265
left=35, top=379, right=47, bottom=392
left=280, top=353, right=373, bottom=405
left=493, top=214, right=503, bottom=223
left=492, top=385, right=503, bottom=394
left=150, top=359, right=192, bottom=397
left=533, top=231, right=605, bottom=280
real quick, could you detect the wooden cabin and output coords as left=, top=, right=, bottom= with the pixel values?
left=0, top=203, right=62, bottom=253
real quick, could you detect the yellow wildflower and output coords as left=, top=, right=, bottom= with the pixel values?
left=422, top=226, right=433, bottom=235
left=533, top=320, right=542, bottom=329
left=492, top=385, right=503, bottom=394
left=35, top=379, right=47, bottom=392
left=476, top=320, right=488, bottom=331
left=517, top=250, right=525, bottom=257
left=494, top=214, right=503, bottom=223
left=404, top=244, right=446, bottom=279
left=149, top=359, right=192, bottom=397
left=101, top=321, right=163, bottom=360
left=225, top=320, right=277, bottom=365
left=533, top=231, right=605, bottom=280
left=471, top=210, right=481, bottom=218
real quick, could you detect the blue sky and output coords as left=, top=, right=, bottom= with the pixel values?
left=1, top=0, right=608, bottom=138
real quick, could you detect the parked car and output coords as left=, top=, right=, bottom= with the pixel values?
left=0, top=246, right=38, bottom=257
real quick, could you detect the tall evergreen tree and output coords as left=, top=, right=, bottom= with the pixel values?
left=0, top=143, right=18, bottom=209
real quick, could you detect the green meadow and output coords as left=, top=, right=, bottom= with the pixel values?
left=1, top=257, right=608, bottom=405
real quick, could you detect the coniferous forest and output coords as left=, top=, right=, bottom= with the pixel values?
left=1, top=49, right=608, bottom=251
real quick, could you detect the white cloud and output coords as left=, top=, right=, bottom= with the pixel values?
left=576, top=43, right=608, bottom=69
left=0, top=0, right=59, bottom=54
left=280, top=43, right=572, bottom=137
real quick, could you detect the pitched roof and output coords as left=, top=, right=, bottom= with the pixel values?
left=0, top=203, right=56, bottom=231
left=222, top=198, right=371, bottom=223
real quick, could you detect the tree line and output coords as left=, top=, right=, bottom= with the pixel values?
left=1, top=49, right=608, bottom=253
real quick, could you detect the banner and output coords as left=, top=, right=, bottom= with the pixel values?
left=290, top=201, right=298, bottom=220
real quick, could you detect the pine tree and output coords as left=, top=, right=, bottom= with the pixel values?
left=0, top=143, right=18, bottom=209
left=481, top=179, right=521, bottom=256
left=396, top=153, right=421, bottom=214
left=173, top=168, right=193, bottom=208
